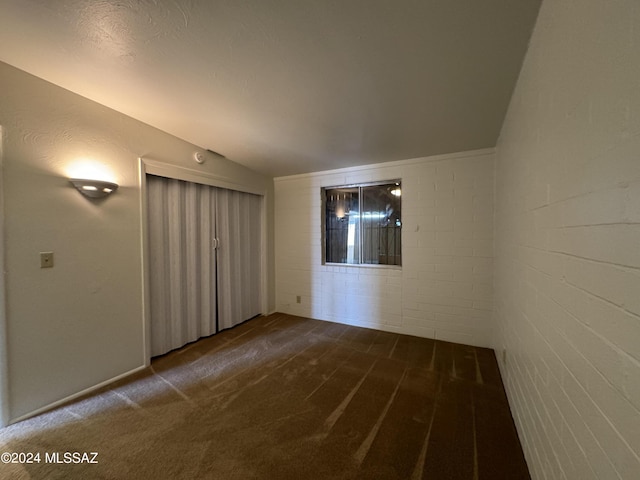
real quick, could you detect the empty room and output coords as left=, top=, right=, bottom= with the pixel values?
left=0, top=0, right=638, bottom=479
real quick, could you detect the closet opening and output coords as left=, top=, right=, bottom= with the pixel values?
left=139, top=159, right=265, bottom=360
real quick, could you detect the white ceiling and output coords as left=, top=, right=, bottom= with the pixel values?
left=0, top=0, right=540, bottom=177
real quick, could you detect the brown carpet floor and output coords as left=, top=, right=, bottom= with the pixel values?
left=0, top=313, right=530, bottom=479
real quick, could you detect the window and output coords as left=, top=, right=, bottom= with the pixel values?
left=323, top=181, right=402, bottom=266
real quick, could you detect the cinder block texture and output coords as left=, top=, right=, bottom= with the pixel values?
left=275, top=150, right=495, bottom=347
left=494, top=0, right=640, bottom=478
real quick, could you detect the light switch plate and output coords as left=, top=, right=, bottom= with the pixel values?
left=40, top=252, right=54, bottom=268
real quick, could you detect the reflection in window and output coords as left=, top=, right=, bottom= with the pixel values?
left=324, top=182, right=402, bottom=266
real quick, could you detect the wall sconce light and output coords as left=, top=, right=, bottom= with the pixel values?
left=70, top=178, right=119, bottom=198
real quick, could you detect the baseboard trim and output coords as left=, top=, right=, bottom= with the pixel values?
left=8, top=364, right=148, bottom=425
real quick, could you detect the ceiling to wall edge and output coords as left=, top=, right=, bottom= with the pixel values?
left=273, top=147, right=497, bottom=182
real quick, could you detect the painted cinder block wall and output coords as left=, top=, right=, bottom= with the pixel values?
left=275, top=149, right=495, bottom=348
left=493, top=0, right=640, bottom=478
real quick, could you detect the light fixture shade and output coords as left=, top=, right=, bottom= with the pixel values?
left=70, top=178, right=119, bottom=198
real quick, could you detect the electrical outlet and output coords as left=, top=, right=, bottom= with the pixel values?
left=40, top=252, right=54, bottom=268
left=296, top=295, right=301, bottom=304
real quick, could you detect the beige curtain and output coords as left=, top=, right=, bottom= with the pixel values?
left=215, top=188, right=262, bottom=331
left=146, top=174, right=261, bottom=357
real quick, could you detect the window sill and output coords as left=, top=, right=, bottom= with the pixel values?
left=323, top=262, right=402, bottom=270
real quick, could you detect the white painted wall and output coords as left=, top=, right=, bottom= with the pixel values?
left=275, top=149, right=494, bottom=347
left=0, top=61, right=274, bottom=424
left=493, top=1, right=640, bottom=479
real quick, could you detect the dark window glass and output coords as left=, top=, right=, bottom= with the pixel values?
left=324, top=182, right=401, bottom=266
left=324, top=187, right=360, bottom=264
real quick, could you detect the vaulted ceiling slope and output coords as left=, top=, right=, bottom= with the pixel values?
left=0, top=0, right=541, bottom=177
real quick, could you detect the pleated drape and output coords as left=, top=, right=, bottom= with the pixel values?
left=147, top=175, right=218, bottom=356
left=147, top=174, right=262, bottom=357
left=216, top=189, right=262, bottom=330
